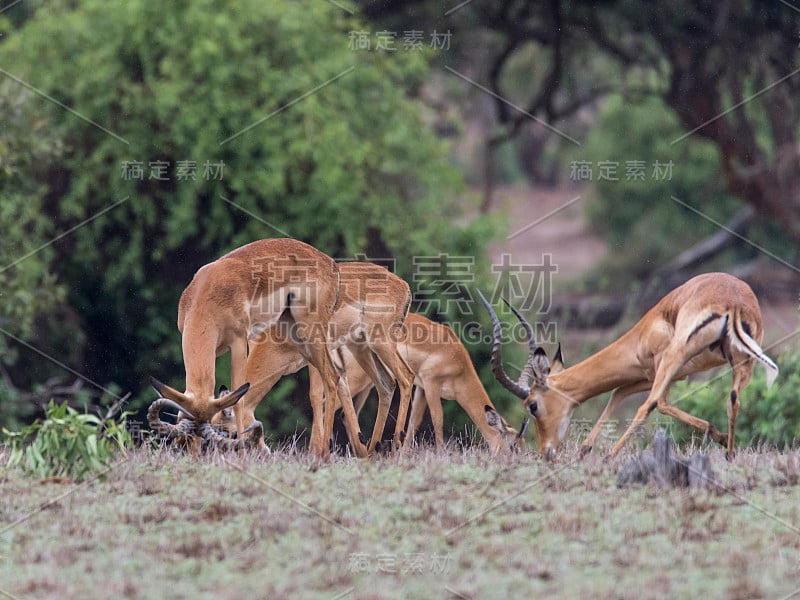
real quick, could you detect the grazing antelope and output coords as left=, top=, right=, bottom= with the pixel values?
left=309, top=312, right=527, bottom=454
left=149, top=238, right=368, bottom=458
left=238, top=261, right=415, bottom=454
left=480, top=273, right=779, bottom=460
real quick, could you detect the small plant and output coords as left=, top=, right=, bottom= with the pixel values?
left=2, top=398, right=132, bottom=481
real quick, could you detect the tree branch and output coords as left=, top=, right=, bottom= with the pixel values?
left=656, top=206, right=755, bottom=274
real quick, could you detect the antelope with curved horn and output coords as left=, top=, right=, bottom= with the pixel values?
left=149, top=238, right=369, bottom=458
left=479, top=273, right=779, bottom=460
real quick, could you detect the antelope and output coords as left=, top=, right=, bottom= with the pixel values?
left=237, top=261, right=415, bottom=454
left=480, top=273, right=779, bottom=460
left=148, top=238, right=368, bottom=458
left=309, top=312, right=528, bottom=454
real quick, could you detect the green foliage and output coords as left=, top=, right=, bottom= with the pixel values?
left=580, top=95, right=746, bottom=283
left=0, top=78, right=71, bottom=426
left=0, top=83, right=65, bottom=345
left=670, top=348, right=800, bottom=449
left=0, top=0, right=496, bottom=438
left=3, top=400, right=132, bottom=481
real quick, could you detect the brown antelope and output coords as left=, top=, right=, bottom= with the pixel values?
left=238, top=261, right=415, bottom=454
left=480, top=273, right=779, bottom=460
left=148, top=238, right=368, bottom=458
left=310, top=312, right=527, bottom=453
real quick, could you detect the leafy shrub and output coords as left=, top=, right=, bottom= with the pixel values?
left=0, top=0, right=496, bottom=439
left=578, top=94, right=794, bottom=288
left=3, top=400, right=132, bottom=481
left=669, top=347, right=800, bottom=449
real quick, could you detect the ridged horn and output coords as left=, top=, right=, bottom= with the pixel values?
left=477, top=290, right=530, bottom=400
left=501, top=297, right=536, bottom=353
left=501, top=298, right=539, bottom=388
left=200, top=420, right=264, bottom=451
left=147, top=398, right=196, bottom=439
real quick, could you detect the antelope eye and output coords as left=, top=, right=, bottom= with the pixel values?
left=528, top=401, right=538, bottom=416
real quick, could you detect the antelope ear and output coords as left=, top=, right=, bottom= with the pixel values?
left=531, top=347, right=551, bottom=387
left=214, top=382, right=250, bottom=410
left=551, top=343, right=565, bottom=374
left=150, top=376, right=188, bottom=404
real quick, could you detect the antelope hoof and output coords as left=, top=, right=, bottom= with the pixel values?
left=358, top=431, right=368, bottom=446
left=578, top=444, right=593, bottom=459
left=725, top=450, right=735, bottom=462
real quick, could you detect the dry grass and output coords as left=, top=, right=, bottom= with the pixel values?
left=1, top=439, right=800, bottom=599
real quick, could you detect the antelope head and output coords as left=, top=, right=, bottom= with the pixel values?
left=478, top=291, right=570, bottom=460
left=484, top=405, right=528, bottom=453
left=148, top=376, right=250, bottom=431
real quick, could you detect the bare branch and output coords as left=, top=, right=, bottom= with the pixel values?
left=657, top=206, right=756, bottom=275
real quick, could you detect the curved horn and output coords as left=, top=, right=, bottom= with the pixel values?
left=501, top=297, right=539, bottom=388
left=199, top=422, right=235, bottom=449
left=147, top=398, right=196, bottom=439
left=240, top=420, right=262, bottom=436
left=477, top=290, right=530, bottom=400
left=501, top=297, right=536, bottom=354
left=200, top=420, right=264, bottom=451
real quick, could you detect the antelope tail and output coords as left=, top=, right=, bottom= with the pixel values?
left=729, top=310, right=779, bottom=388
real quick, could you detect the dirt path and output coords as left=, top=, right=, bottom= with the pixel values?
left=488, top=185, right=606, bottom=282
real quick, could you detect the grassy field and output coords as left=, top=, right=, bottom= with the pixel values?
left=1, top=439, right=800, bottom=600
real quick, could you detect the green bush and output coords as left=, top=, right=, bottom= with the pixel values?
left=669, top=348, right=800, bottom=449
left=0, top=80, right=69, bottom=427
left=0, top=0, right=500, bottom=439
left=578, top=94, right=795, bottom=287
left=3, top=400, right=132, bottom=481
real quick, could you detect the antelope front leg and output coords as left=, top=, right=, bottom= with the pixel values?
left=607, top=397, right=659, bottom=459
left=368, top=384, right=394, bottom=454
left=391, top=374, right=413, bottom=450
left=230, top=338, right=248, bottom=391
left=404, top=386, right=428, bottom=449
left=608, top=349, right=726, bottom=459
left=331, top=375, right=370, bottom=458
left=579, top=381, right=649, bottom=458
left=422, top=384, right=445, bottom=450
left=374, top=346, right=414, bottom=450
